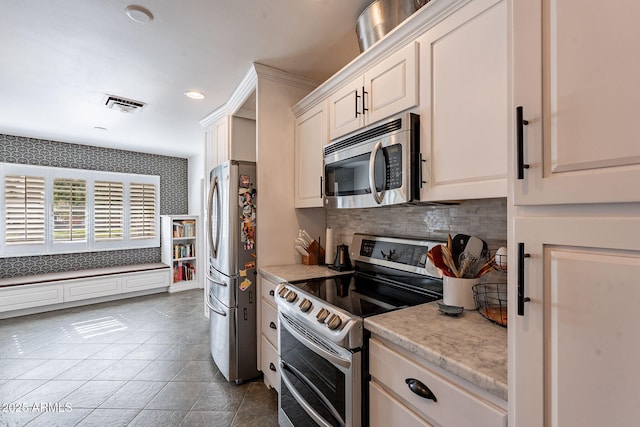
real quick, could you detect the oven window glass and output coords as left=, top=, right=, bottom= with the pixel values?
left=324, top=144, right=402, bottom=197
left=280, top=323, right=346, bottom=425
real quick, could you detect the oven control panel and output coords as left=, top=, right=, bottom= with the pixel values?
left=274, top=283, right=362, bottom=349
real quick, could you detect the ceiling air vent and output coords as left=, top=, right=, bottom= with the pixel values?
left=103, top=94, right=146, bottom=113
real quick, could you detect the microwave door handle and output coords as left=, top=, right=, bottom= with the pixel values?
left=368, top=141, right=385, bottom=204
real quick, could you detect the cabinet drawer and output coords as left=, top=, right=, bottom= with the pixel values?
left=261, top=300, right=278, bottom=347
left=64, top=276, right=122, bottom=302
left=261, top=276, right=278, bottom=305
left=0, top=283, right=64, bottom=312
left=261, top=335, right=280, bottom=392
left=370, top=381, right=432, bottom=427
left=122, top=269, right=170, bottom=292
left=369, top=338, right=506, bottom=427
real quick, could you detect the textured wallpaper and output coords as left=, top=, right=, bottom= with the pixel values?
left=0, top=134, right=188, bottom=278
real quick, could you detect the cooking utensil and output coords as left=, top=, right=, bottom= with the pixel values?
left=300, top=230, right=313, bottom=246
left=294, top=244, right=309, bottom=256
left=440, top=244, right=459, bottom=278
left=451, top=234, right=471, bottom=261
left=427, top=245, right=454, bottom=277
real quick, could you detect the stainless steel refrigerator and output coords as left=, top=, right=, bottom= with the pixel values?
left=206, top=160, right=259, bottom=383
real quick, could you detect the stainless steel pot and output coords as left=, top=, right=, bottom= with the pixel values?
left=356, top=0, right=430, bottom=52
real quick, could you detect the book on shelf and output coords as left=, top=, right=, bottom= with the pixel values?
left=173, top=243, right=195, bottom=259
left=173, top=220, right=196, bottom=238
left=173, top=261, right=196, bottom=283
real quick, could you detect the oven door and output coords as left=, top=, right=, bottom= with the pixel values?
left=278, top=311, right=361, bottom=427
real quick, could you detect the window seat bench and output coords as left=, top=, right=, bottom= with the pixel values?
left=0, top=263, right=171, bottom=319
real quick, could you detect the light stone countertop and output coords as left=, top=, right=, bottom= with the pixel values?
left=365, top=302, right=508, bottom=401
left=259, top=264, right=353, bottom=284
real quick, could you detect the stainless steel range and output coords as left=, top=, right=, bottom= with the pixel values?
left=275, top=234, right=444, bottom=427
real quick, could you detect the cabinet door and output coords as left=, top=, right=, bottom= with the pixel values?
left=213, top=116, right=229, bottom=167
left=513, top=0, right=640, bottom=205
left=365, top=41, right=418, bottom=126
left=370, top=381, right=432, bottom=427
left=512, top=216, right=640, bottom=426
left=419, top=0, right=507, bottom=201
left=329, top=75, right=364, bottom=140
left=295, top=101, right=327, bottom=208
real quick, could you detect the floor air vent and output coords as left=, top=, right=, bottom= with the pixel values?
left=103, top=94, right=146, bottom=113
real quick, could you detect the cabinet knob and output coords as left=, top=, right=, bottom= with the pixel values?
left=269, top=362, right=277, bottom=372
left=269, top=321, right=277, bottom=330
left=405, top=378, right=437, bottom=402
left=269, top=290, right=275, bottom=296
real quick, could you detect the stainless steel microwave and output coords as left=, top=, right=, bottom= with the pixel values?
left=323, top=112, right=420, bottom=208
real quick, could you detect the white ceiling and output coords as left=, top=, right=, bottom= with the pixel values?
left=0, top=0, right=371, bottom=158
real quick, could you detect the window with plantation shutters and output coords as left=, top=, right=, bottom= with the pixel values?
left=94, top=180, right=124, bottom=241
left=1, top=163, right=159, bottom=257
left=53, top=178, right=86, bottom=241
left=130, top=182, right=156, bottom=239
left=4, top=174, right=45, bottom=245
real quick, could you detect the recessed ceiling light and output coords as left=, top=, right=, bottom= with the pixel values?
left=184, top=91, right=205, bottom=100
left=125, top=5, right=154, bottom=24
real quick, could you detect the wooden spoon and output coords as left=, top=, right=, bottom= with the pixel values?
left=428, top=245, right=454, bottom=277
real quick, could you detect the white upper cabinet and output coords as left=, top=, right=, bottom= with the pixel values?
left=295, top=101, right=328, bottom=208
left=204, top=115, right=256, bottom=173
left=419, top=0, right=508, bottom=201
left=512, top=215, right=640, bottom=426
left=329, top=41, right=419, bottom=140
left=514, top=0, right=640, bottom=205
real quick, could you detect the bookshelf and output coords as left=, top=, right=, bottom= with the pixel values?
left=161, top=215, right=201, bottom=293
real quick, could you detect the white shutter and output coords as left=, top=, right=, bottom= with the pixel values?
left=5, top=174, right=45, bottom=244
left=129, top=182, right=157, bottom=239
left=53, top=178, right=86, bottom=241
left=94, top=180, right=124, bottom=241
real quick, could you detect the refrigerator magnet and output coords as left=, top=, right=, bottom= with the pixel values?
left=240, top=278, right=252, bottom=291
left=239, top=269, right=247, bottom=277
left=239, top=174, right=251, bottom=188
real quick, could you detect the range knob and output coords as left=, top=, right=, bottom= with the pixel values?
left=278, top=287, right=288, bottom=298
left=299, top=298, right=313, bottom=313
left=316, top=308, right=330, bottom=323
left=285, top=290, right=298, bottom=303
left=326, top=314, right=342, bottom=330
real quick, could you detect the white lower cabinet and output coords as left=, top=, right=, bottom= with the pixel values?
left=369, top=337, right=506, bottom=427
left=370, top=381, right=432, bottom=427
left=512, top=215, right=640, bottom=426
left=122, top=270, right=170, bottom=292
left=0, top=283, right=64, bottom=312
left=261, top=335, right=279, bottom=393
left=258, top=274, right=280, bottom=392
left=64, top=276, right=121, bottom=301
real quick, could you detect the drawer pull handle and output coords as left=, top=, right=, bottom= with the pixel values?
left=269, top=362, right=277, bottom=372
left=405, top=378, right=437, bottom=402
left=269, top=321, right=277, bottom=330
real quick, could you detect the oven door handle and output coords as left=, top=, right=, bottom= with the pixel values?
left=368, top=140, right=385, bottom=204
left=278, top=312, right=352, bottom=370
left=280, top=362, right=345, bottom=427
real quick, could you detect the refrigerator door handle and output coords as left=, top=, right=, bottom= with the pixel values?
left=206, top=273, right=228, bottom=287
left=207, top=175, right=220, bottom=259
left=206, top=293, right=227, bottom=317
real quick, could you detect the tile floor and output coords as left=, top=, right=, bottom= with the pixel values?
left=0, top=289, right=278, bottom=427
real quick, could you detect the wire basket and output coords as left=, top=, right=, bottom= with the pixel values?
left=472, top=283, right=507, bottom=327
left=489, top=250, right=507, bottom=273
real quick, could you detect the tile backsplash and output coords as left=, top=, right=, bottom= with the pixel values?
left=326, top=198, right=507, bottom=249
